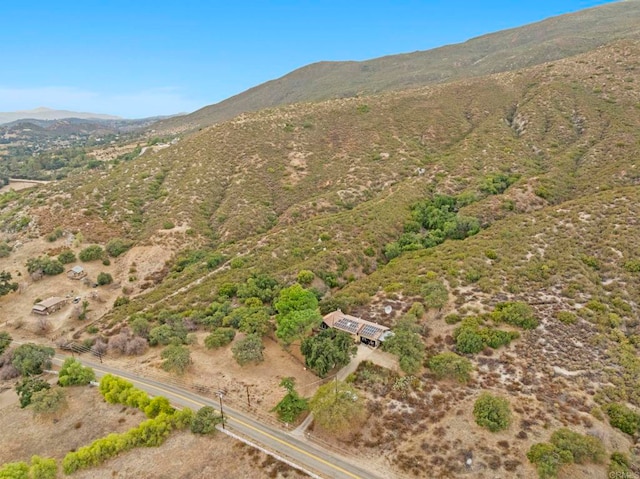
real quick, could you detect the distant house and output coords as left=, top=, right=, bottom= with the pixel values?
left=32, top=297, right=68, bottom=315
left=67, top=265, right=87, bottom=280
left=322, top=310, right=393, bottom=348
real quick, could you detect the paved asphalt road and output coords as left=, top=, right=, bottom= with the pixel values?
left=54, top=354, right=382, bottom=479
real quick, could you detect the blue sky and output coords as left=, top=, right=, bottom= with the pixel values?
left=1, top=0, right=618, bottom=118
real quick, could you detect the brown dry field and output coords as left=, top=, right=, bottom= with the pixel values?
left=0, top=386, right=309, bottom=478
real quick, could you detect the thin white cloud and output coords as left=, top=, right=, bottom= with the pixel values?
left=0, top=86, right=201, bottom=118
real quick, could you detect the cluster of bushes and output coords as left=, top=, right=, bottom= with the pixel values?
left=62, top=410, right=193, bottom=474
left=78, top=245, right=105, bottom=262
left=527, top=428, right=605, bottom=478
left=427, top=352, right=473, bottom=383
left=382, top=315, right=425, bottom=375
left=11, top=343, right=55, bottom=376
left=0, top=241, right=12, bottom=258
left=473, top=393, right=511, bottom=432
left=97, top=272, right=113, bottom=285
left=105, top=238, right=133, bottom=258
left=26, top=256, right=64, bottom=276
left=99, top=374, right=174, bottom=417
left=46, top=227, right=64, bottom=242
left=57, top=249, right=76, bottom=264
left=384, top=194, right=480, bottom=260
left=231, top=335, right=265, bottom=365
left=204, top=327, right=236, bottom=349
left=57, top=358, right=96, bottom=386
left=453, top=317, right=520, bottom=354
left=0, top=271, right=18, bottom=297
left=0, top=455, right=57, bottom=479
left=171, top=249, right=225, bottom=273
left=161, top=344, right=191, bottom=374
left=479, top=172, right=520, bottom=195
left=272, top=377, right=308, bottom=424
left=60, top=374, right=223, bottom=475
left=605, top=403, right=640, bottom=435
left=491, top=302, right=538, bottom=329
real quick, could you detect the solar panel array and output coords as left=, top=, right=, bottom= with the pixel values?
left=335, top=317, right=360, bottom=334
left=360, top=324, right=384, bottom=339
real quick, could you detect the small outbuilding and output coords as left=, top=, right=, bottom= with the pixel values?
left=322, top=310, right=393, bottom=348
left=67, top=265, right=87, bottom=280
left=32, top=297, right=68, bottom=315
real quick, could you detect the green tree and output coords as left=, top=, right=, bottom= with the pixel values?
left=105, top=238, right=133, bottom=257
left=428, top=352, right=473, bottom=383
left=97, top=272, right=113, bottom=285
left=550, top=428, right=605, bottom=464
left=11, top=343, right=55, bottom=376
left=0, top=271, right=18, bottom=296
left=473, top=393, right=511, bottom=432
left=148, top=322, right=187, bottom=346
left=309, top=380, right=365, bottom=434
left=28, top=456, right=57, bottom=479
left=301, top=329, right=357, bottom=377
left=272, top=377, right=308, bottom=424
left=275, top=309, right=321, bottom=345
left=30, top=388, right=66, bottom=415
left=15, top=377, right=51, bottom=408
left=25, top=257, right=63, bottom=276
left=422, top=280, right=448, bottom=310
left=57, top=250, right=76, bottom=264
left=161, top=344, right=191, bottom=374
left=382, top=324, right=425, bottom=375
left=238, top=306, right=270, bottom=336
left=297, top=270, right=315, bottom=285
left=0, top=462, right=29, bottom=479
left=232, top=334, right=264, bottom=365
left=383, top=241, right=402, bottom=260
left=527, top=441, right=572, bottom=479
left=275, top=284, right=318, bottom=315
left=78, top=245, right=104, bottom=262
left=42, top=259, right=64, bottom=275
left=0, top=331, right=11, bottom=355
left=144, top=396, right=174, bottom=418
left=130, top=316, right=151, bottom=338
left=527, top=428, right=606, bottom=479
left=492, top=301, right=538, bottom=329
left=191, top=406, right=221, bottom=435
left=204, top=328, right=236, bottom=349
left=58, top=358, right=96, bottom=386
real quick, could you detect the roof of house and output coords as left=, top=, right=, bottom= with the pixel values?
left=322, top=310, right=391, bottom=341
left=70, top=265, right=85, bottom=274
left=34, top=297, right=67, bottom=309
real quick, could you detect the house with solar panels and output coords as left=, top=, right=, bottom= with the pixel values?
left=321, top=310, right=393, bottom=348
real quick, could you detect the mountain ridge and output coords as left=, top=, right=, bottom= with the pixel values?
left=0, top=107, right=122, bottom=125
left=156, top=0, right=640, bottom=133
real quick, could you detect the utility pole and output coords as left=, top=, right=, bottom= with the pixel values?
left=246, top=385, right=251, bottom=408
left=217, top=390, right=226, bottom=429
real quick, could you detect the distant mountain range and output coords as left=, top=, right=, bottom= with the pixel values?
left=156, top=0, right=640, bottom=133
left=0, top=107, right=121, bottom=125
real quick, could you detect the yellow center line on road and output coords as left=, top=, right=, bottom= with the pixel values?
left=91, top=365, right=363, bottom=479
